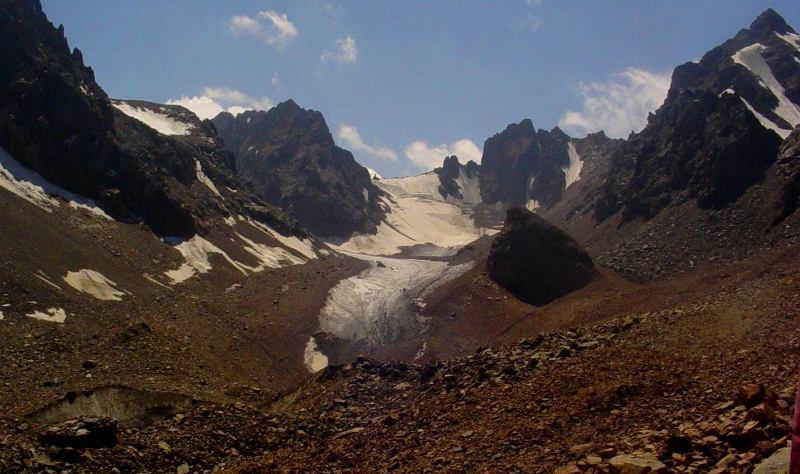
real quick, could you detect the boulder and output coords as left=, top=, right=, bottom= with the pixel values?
left=487, top=208, right=596, bottom=305
left=609, top=454, right=667, bottom=474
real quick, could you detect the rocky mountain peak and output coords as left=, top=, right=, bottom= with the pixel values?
left=212, top=101, right=384, bottom=237
left=749, top=8, right=792, bottom=35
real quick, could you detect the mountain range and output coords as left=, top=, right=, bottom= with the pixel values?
left=0, top=1, right=799, bottom=472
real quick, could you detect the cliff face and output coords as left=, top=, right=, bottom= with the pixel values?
left=213, top=101, right=385, bottom=237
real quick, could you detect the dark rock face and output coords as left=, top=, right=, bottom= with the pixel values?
left=487, top=208, right=596, bottom=306
left=596, top=90, right=782, bottom=222
left=773, top=126, right=800, bottom=224
left=212, top=101, right=384, bottom=237
left=0, top=0, right=299, bottom=237
left=595, top=9, right=796, bottom=223
left=434, top=155, right=479, bottom=201
left=479, top=120, right=572, bottom=208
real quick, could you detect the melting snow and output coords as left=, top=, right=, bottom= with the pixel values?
left=303, top=337, right=329, bottom=372
left=732, top=43, right=800, bottom=131
left=526, top=199, right=541, bottom=211
left=235, top=232, right=306, bottom=270
left=27, top=307, right=67, bottom=324
left=194, top=159, right=222, bottom=197
left=0, top=147, right=111, bottom=219
left=34, top=271, right=62, bottom=291
left=776, top=31, right=800, bottom=52
left=63, top=269, right=125, bottom=301
left=319, top=252, right=474, bottom=345
left=246, top=218, right=318, bottom=260
left=111, top=101, right=194, bottom=136
left=164, top=235, right=248, bottom=284
left=164, top=221, right=318, bottom=284
left=740, top=96, right=791, bottom=139
left=143, top=274, right=172, bottom=290
left=563, top=142, right=583, bottom=189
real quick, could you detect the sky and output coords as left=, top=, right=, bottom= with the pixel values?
left=42, top=1, right=800, bottom=178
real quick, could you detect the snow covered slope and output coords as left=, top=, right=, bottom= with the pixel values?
left=328, top=172, right=494, bottom=255
left=111, top=101, right=195, bottom=136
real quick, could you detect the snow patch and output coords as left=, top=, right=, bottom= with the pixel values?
left=526, top=199, right=541, bottom=211
left=34, top=271, right=62, bottom=291
left=731, top=43, right=800, bottom=130
left=235, top=232, right=306, bottom=270
left=111, top=101, right=194, bottom=136
left=720, top=88, right=735, bottom=96
left=740, top=97, right=791, bottom=139
left=63, top=269, right=125, bottom=301
left=143, top=274, right=172, bottom=290
left=0, top=147, right=112, bottom=219
left=303, top=337, right=329, bottom=372
left=365, top=167, right=383, bottom=180
left=564, top=142, right=583, bottom=189
left=164, top=235, right=248, bottom=284
left=27, top=307, right=67, bottom=324
left=246, top=218, right=318, bottom=260
left=776, top=31, right=800, bottom=52
left=194, top=160, right=222, bottom=197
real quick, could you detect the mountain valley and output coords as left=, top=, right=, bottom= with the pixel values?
left=0, top=1, right=799, bottom=472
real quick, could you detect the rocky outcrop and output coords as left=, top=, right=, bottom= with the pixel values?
left=487, top=208, right=596, bottom=305
left=773, top=125, right=800, bottom=225
left=433, top=155, right=479, bottom=202
left=0, top=0, right=299, bottom=237
left=212, top=101, right=384, bottom=237
left=479, top=120, right=573, bottom=208
left=595, top=89, right=782, bottom=223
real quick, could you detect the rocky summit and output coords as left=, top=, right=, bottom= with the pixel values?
left=212, top=100, right=385, bottom=237
left=0, top=2, right=799, bottom=473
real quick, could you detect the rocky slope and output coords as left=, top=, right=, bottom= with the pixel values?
left=0, top=0, right=298, bottom=238
left=4, top=242, right=795, bottom=472
left=212, top=101, right=385, bottom=237
left=488, top=208, right=596, bottom=306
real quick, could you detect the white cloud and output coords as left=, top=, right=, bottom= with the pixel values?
left=168, top=87, right=273, bottom=120
left=228, top=15, right=262, bottom=36
left=337, top=124, right=396, bottom=161
left=321, top=35, right=358, bottom=64
left=227, top=11, right=298, bottom=47
left=558, top=67, right=671, bottom=138
left=258, top=10, right=299, bottom=45
left=403, top=139, right=483, bottom=171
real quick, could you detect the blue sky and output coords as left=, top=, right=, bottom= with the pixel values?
left=42, top=1, right=800, bottom=177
